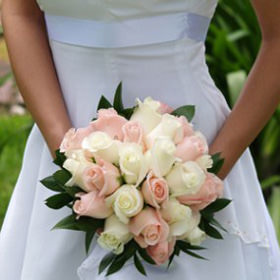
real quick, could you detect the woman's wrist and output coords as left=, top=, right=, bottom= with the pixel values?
left=44, top=121, right=72, bottom=159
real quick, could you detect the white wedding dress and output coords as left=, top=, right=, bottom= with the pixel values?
left=0, top=0, right=279, bottom=279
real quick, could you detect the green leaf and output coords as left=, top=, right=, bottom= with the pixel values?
left=63, top=185, right=84, bottom=198
left=85, top=230, right=95, bottom=254
left=106, top=254, right=128, bottom=276
left=210, top=218, right=228, bottom=232
left=99, top=252, right=116, bottom=275
left=204, top=223, right=223, bottom=239
left=120, top=107, right=135, bottom=120
left=113, top=81, right=124, bottom=113
left=52, top=214, right=104, bottom=232
left=45, top=192, right=73, bottom=209
left=176, top=241, right=209, bottom=260
left=167, top=251, right=176, bottom=269
left=200, top=211, right=214, bottom=222
left=174, top=244, right=181, bottom=256
left=40, top=175, right=64, bottom=192
left=137, top=248, right=156, bottom=265
left=106, top=241, right=136, bottom=276
left=53, top=149, right=67, bottom=168
left=134, top=253, right=147, bottom=276
left=181, top=249, right=209, bottom=261
left=180, top=244, right=206, bottom=251
left=203, top=198, right=232, bottom=213
left=171, top=105, right=195, bottom=122
left=53, top=169, right=72, bottom=185
left=208, top=152, right=225, bottom=174
left=97, top=95, right=112, bottom=110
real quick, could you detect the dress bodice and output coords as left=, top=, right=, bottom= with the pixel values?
left=36, top=0, right=218, bottom=21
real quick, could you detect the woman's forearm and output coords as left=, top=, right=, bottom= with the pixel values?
left=1, top=3, right=72, bottom=159
left=209, top=39, right=280, bottom=180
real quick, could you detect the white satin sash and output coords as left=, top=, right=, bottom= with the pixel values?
left=44, top=12, right=211, bottom=48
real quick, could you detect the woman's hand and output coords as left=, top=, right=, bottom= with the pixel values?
left=208, top=0, right=280, bottom=180
left=1, top=0, right=73, bottom=159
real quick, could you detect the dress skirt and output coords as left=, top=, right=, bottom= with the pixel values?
left=0, top=34, right=279, bottom=280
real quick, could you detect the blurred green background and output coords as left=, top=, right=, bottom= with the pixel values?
left=0, top=0, right=279, bottom=244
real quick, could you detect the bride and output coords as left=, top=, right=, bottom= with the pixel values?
left=0, top=0, right=279, bottom=279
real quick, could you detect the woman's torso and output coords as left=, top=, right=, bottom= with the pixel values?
left=35, top=0, right=230, bottom=146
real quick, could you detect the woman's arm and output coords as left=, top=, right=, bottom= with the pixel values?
left=209, top=0, right=280, bottom=180
left=1, top=0, right=72, bottom=159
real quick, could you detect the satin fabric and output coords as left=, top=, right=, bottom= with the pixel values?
left=43, top=12, right=211, bottom=48
left=0, top=0, right=280, bottom=279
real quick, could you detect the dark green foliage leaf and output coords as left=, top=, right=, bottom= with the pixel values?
left=106, top=241, right=136, bottom=276
left=179, top=243, right=206, bottom=250
left=53, top=149, right=67, bottom=168
left=99, top=252, right=116, bottom=275
left=171, top=105, right=195, bottom=122
left=203, top=198, right=232, bottom=213
left=168, top=243, right=181, bottom=269
left=63, top=185, right=84, bottom=198
left=52, top=214, right=104, bottom=232
left=120, top=107, right=135, bottom=120
left=208, top=152, right=225, bottom=174
left=113, top=81, right=124, bottom=113
left=137, top=247, right=156, bottom=265
left=45, top=192, right=73, bottom=209
left=204, top=223, right=224, bottom=239
left=181, top=249, right=209, bottom=261
left=174, top=244, right=181, bottom=256
left=176, top=241, right=209, bottom=260
left=134, top=253, right=147, bottom=276
left=210, top=217, right=228, bottom=232
left=106, top=254, right=128, bottom=276
left=85, top=230, right=95, bottom=254
left=167, top=250, right=176, bottom=269
left=40, top=175, right=64, bottom=192
left=97, top=95, right=112, bottom=110
left=53, top=169, right=72, bottom=185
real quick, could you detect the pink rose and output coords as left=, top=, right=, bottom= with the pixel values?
left=129, top=207, right=169, bottom=248
left=178, top=116, right=194, bottom=138
left=82, top=157, right=121, bottom=196
left=73, top=190, right=113, bottom=219
left=177, top=172, right=224, bottom=211
left=158, top=102, right=173, bottom=114
left=90, top=108, right=127, bottom=141
left=146, top=237, right=176, bottom=265
left=175, top=132, right=208, bottom=162
left=59, top=126, right=94, bottom=153
left=141, top=171, right=169, bottom=208
left=122, top=121, right=145, bottom=147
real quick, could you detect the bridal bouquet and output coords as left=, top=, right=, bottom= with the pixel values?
left=40, top=82, right=231, bottom=276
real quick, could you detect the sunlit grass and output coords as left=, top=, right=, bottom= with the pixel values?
left=0, top=114, right=32, bottom=228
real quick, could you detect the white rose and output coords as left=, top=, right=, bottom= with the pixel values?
left=65, top=149, right=91, bottom=164
left=130, top=97, right=162, bottom=133
left=181, top=226, right=207, bottom=245
left=196, top=154, right=213, bottom=171
left=97, top=214, right=133, bottom=254
left=150, top=137, right=177, bottom=177
left=166, top=161, right=206, bottom=197
left=119, top=143, right=150, bottom=186
left=105, top=185, right=144, bottom=224
left=62, top=158, right=90, bottom=190
left=160, top=198, right=192, bottom=224
left=174, top=210, right=201, bottom=238
left=145, top=114, right=184, bottom=149
left=81, top=131, right=120, bottom=164
left=160, top=198, right=194, bottom=237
